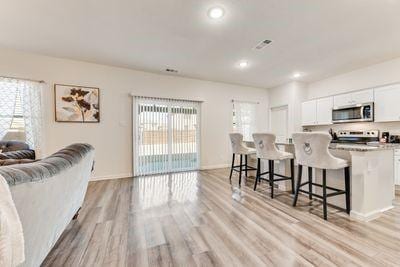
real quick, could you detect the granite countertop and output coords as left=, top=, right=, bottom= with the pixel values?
left=329, top=143, right=400, bottom=152
left=275, top=142, right=400, bottom=152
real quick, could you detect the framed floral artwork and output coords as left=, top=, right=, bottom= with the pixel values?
left=54, top=84, right=100, bottom=123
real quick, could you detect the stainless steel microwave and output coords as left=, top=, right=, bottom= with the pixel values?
left=332, top=102, right=374, bottom=123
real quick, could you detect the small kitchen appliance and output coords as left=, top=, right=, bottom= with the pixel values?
left=389, top=135, right=400, bottom=143
left=382, top=132, right=390, bottom=143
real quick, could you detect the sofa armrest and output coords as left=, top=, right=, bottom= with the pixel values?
left=0, top=149, right=36, bottom=160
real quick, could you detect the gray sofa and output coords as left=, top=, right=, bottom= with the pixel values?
left=0, top=141, right=35, bottom=160
left=0, top=143, right=94, bottom=267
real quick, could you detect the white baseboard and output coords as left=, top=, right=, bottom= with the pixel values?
left=90, top=173, right=133, bottom=181
left=90, top=165, right=231, bottom=181
left=350, top=205, right=394, bottom=222
left=200, top=164, right=230, bottom=170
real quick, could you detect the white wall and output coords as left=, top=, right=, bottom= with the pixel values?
left=307, top=57, right=400, bottom=99
left=268, top=81, right=307, bottom=135
left=0, top=47, right=269, bottom=180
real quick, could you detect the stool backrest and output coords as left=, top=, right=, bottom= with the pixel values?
left=229, top=133, right=246, bottom=154
left=252, top=133, right=281, bottom=160
left=292, top=132, right=337, bottom=169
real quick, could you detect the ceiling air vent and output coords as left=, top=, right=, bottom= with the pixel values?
left=254, top=39, right=272, bottom=50
left=165, top=68, right=178, bottom=73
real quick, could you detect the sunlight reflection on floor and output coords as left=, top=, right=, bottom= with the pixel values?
left=133, top=171, right=199, bottom=209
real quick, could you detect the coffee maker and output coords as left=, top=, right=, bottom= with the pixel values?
left=382, top=132, right=390, bottom=143
left=389, top=135, right=400, bottom=143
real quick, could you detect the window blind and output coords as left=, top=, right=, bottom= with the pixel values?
left=134, top=96, right=201, bottom=176
left=232, top=100, right=257, bottom=141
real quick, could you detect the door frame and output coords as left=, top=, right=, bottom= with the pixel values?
left=269, top=104, right=289, bottom=142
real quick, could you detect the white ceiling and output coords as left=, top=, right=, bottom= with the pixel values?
left=1, top=0, right=400, bottom=88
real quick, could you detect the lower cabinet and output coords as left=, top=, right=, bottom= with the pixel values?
left=395, top=150, right=400, bottom=185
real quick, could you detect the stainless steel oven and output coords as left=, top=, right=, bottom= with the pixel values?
left=332, top=102, right=374, bottom=123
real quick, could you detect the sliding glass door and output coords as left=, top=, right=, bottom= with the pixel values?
left=134, top=96, right=200, bottom=176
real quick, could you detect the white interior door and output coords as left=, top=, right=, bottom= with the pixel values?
left=134, top=96, right=201, bottom=176
left=270, top=105, right=288, bottom=143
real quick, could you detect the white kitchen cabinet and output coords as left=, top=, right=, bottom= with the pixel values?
left=394, top=150, right=400, bottom=185
left=316, top=97, right=333, bottom=125
left=301, top=100, right=317, bottom=126
left=352, top=89, right=374, bottom=104
left=374, top=84, right=400, bottom=122
left=301, top=97, right=333, bottom=126
left=333, top=89, right=374, bottom=107
left=333, top=93, right=353, bottom=107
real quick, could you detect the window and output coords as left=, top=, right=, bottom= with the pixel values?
left=0, top=77, right=43, bottom=152
left=232, top=100, right=257, bottom=141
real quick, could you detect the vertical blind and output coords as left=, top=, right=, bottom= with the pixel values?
left=232, top=100, right=258, bottom=141
left=134, top=96, right=201, bottom=176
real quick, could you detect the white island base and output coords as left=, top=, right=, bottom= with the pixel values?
left=348, top=149, right=395, bottom=221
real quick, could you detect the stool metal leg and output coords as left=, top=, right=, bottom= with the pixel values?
left=245, top=155, right=248, bottom=177
left=290, top=159, right=295, bottom=194
left=344, top=167, right=351, bottom=214
left=308, top=167, right=313, bottom=200
left=229, top=153, right=235, bottom=181
left=239, top=154, right=243, bottom=186
left=254, top=158, right=260, bottom=191
left=269, top=160, right=274, bottom=198
left=322, top=169, right=327, bottom=220
left=293, top=164, right=303, bottom=206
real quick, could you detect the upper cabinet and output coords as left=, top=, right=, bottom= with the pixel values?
left=352, top=89, right=374, bottom=104
left=333, top=93, right=352, bottom=107
left=375, top=84, right=400, bottom=122
left=301, top=97, right=333, bottom=126
left=316, top=97, right=333, bottom=125
left=333, top=89, right=374, bottom=107
left=301, top=100, right=317, bottom=126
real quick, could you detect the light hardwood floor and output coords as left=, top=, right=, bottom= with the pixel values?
left=42, top=169, right=400, bottom=266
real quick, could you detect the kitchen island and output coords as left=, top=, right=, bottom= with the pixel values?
left=245, top=141, right=397, bottom=221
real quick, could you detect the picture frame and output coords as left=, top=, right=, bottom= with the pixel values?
left=54, top=84, right=100, bottom=123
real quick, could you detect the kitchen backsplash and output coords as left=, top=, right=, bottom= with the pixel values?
left=304, top=121, right=400, bottom=137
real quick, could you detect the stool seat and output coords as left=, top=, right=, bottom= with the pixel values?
left=241, top=147, right=256, bottom=155
left=312, top=157, right=349, bottom=170
left=259, top=151, right=294, bottom=161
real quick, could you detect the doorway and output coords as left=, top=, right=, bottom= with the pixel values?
left=270, top=105, right=288, bottom=143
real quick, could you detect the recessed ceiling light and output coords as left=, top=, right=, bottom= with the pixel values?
left=208, top=7, right=225, bottom=19
left=293, top=73, right=301, bottom=78
left=238, top=61, right=249, bottom=68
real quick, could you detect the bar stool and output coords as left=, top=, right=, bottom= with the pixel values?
left=229, top=133, right=257, bottom=186
left=292, top=132, right=350, bottom=220
left=252, top=133, right=295, bottom=198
